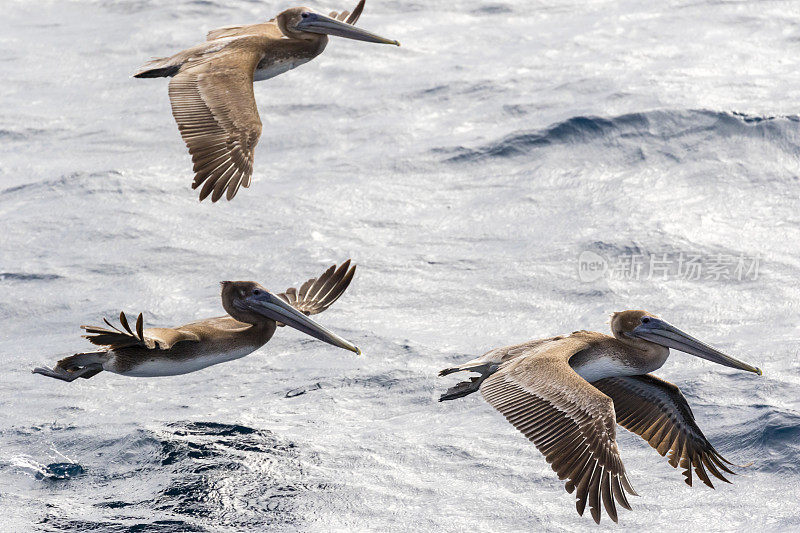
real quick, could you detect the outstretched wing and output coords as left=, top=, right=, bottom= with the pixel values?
left=479, top=338, right=636, bottom=524
left=168, top=42, right=264, bottom=202
left=276, top=260, right=356, bottom=317
left=592, top=374, right=737, bottom=488
left=82, top=312, right=199, bottom=350
left=329, top=0, right=366, bottom=24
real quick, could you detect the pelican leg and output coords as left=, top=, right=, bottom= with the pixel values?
left=32, top=364, right=103, bottom=382
left=439, top=362, right=499, bottom=401
left=440, top=374, right=494, bottom=402
left=439, top=361, right=495, bottom=377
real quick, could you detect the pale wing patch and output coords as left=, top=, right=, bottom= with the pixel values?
left=206, top=23, right=283, bottom=41
left=142, top=328, right=201, bottom=350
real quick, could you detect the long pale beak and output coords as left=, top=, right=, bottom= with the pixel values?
left=247, top=292, right=361, bottom=355
left=297, top=13, right=400, bottom=46
left=631, top=318, right=762, bottom=375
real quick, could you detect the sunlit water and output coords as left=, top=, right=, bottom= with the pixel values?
left=1, top=0, right=799, bottom=531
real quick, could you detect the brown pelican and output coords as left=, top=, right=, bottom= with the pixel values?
left=134, top=1, right=399, bottom=202
left=439, top=310, right=762, bottom=524
left=32, top=261, right=359, bottom=381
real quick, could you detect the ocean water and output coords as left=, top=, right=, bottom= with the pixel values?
left=1, top=0, right=799, bottom=531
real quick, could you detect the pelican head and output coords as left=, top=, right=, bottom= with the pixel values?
left=276, top=6, right=400, bottom=45
left=612, top=310, right=762, bottom=375
left=220, top=281, right=360, bottom=354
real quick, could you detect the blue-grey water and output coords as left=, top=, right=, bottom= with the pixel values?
left=1, top=0, right=799, bottom=531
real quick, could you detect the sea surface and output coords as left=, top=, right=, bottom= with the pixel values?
left=1, top=0, right=799, bottom=531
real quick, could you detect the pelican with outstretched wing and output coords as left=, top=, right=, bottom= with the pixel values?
left=135, top=1, right=399, bottom=202
left=439, top=310, right=762, bottom=523
left=33, top=261, right=359, bottom=381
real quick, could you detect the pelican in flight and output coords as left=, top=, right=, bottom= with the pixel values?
left=33, top=261, right=359, bottom=381
left=134, top=0, right=399, bottom=202
left=439, top=310, right=762, bottom=524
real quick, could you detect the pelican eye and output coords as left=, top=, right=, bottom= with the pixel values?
left=641, top=317, right=651, bottom=324
left=301, top=12, right=310, bottom=18
left=252, top=289, right=262, bottom=296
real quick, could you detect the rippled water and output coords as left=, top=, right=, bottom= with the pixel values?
left=1, top=0, right=799, bottom=531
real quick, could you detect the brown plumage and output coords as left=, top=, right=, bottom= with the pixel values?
left=479, top=337, right=636, bottom=524
left=592, top=374, right=737, bottom=488
left=204, top=3, right=366, bottom=41
left=33, top=261, right=359, bottom=382
left=439, top=310, right=762, bottom=523
left=81, top=311, right=201, bottom=350
left=276, top=261, right=356, bottom=316
left=134, top=1, right=399, bottom=202
left=167, top=58, right=262, bottom=202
